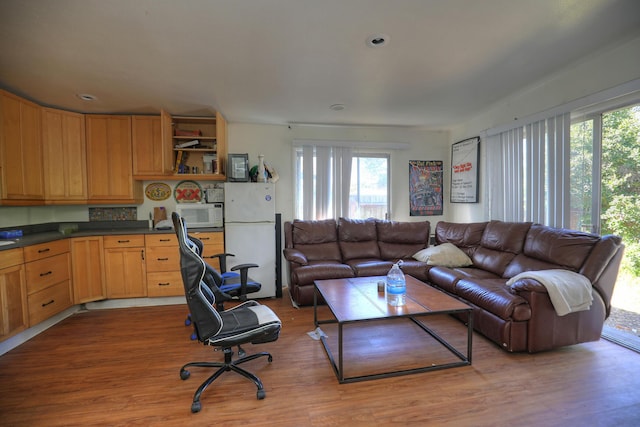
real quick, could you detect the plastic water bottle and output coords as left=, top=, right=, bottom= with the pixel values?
left=386, top=261, right=406, bottom=306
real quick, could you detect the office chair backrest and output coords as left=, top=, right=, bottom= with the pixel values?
left=173, top=212, right=224, bottom=341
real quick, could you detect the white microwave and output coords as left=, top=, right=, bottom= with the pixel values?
left=175, top=203, right=223, bottom=228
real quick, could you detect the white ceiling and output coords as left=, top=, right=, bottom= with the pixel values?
left=1, top=0, right=639, bottom=128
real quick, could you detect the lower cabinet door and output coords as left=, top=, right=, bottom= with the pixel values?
left=27, top=280, right=72, bottom=326
left=104, top=247, right=147, bottom=298
left=147, top=271, right=184, bottom=297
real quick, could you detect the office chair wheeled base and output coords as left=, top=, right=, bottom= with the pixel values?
left=180, top=347, right=273, bottom=413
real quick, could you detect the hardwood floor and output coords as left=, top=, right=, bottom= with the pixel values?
left=1, top=289, right=639, bottom=427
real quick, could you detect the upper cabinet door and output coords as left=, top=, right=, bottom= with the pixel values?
left=42, top=108, right=87, bottom=203
left=0, top=90, right=44, bottom=203
left=85, top=115, right=142, bottom=203
left=132, top=115, right=173, bottom=177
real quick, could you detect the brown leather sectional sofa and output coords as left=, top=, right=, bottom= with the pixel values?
left=283, top=218, right=624, bottom=353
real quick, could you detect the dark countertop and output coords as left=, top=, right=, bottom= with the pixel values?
left=0, top=221, right=223, bottom=251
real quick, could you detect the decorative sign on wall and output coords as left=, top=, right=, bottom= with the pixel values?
left=144, top=182, right=172, bottom=201
left=174, top=180, right=203, bottom=203
left=451, top=137, right=480, bottom=203
left=409, top=160, right=443, bottom=216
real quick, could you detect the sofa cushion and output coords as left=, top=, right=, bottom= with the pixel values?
left=523, top=224, right=600, bottom=270
left=291, top=219, right=342, bottom=262
left=413, top=243, right=472, bottom=267
left=429, top=266, right=501, bottom=294
left=338, top=218, right=380, bottom=261
left=346, top=259, right=394, bottom=277
left=292, top=261, right=354, bottom=286
left=435, top=221, right=487, bottom=257
left=376, top=220, right=430, bottom=259
left=396, top=260, right=430, bottom=282
left=472, top=221, right=532, bottom=276
left=455, top=278, right=531, bottom=321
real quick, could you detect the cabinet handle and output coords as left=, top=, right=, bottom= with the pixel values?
left=38, top=248, right=51, bottom=253
left=42, top=299, right=55, bottom=307
left=117, top=240, right=130, bottom=243
left=40, top=271, right=53, bottom=277
left=159, top=238, right=171, bottom=242
left=157, top=257, right=169, bottom=261
left=141, top=250, right=145, bottom=260
left=200, top=237, right=210, bottom=241
left=158, top=282, right=171, bottom=286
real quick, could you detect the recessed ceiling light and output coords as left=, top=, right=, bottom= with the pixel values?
left=329, top=104, right=345, bottom=111
left=76, top=93, right=97, bottom=101
left=366, top=34, right=389, bottom=48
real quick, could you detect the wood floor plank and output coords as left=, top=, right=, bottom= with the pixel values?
left=1, top=290, right=639, bottom=426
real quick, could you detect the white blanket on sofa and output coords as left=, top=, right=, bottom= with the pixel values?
left=506, top=269, right=593, bottom=316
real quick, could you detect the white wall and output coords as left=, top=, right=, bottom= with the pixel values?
left=227, top=122, right=450, bottom=226
left=3, top=35, right=639, bottom=229
left=449, top=34, right=640, bottom=223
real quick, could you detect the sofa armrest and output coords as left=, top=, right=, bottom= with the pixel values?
left=283, top=248, right=308, bottom=265
left=509, top=278, right=548, bottom=294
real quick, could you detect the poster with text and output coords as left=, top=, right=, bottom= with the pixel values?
left=409, top=160, right=443, bottom=216
left=451, top=137, right=480, bottom=203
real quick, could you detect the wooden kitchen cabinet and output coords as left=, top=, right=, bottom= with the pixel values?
left=42, top=107, right=87, bottom=203
left=0, top=248, right=28, bottom=342
left=23, top=240, right=73, bottom=326
left=0, top=90, right=44, bottom=204
left=103, top=235, right=147, bottom=298
left=85, top=115, right=142, bottom=204
left=145, top=234, right=183, bottom=297
left=132, top=115, right=174, bottom=177
left=189, top=231, right=225, bottom=271
left=70, top=236, right=105, bottom=304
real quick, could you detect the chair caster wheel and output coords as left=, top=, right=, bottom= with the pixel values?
left=268, top=355, right=273, bottom=363
left=190, top=333, right=197, bottom=340
left=180, top=370, right=190, bottom=380
left=191, top=401, right=201, bottom=413
left=185, top=314, right=192, bottom=326
left=257, top=389, right=266, bottom=400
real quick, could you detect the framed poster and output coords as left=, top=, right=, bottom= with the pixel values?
left=451, top=137, right=480, bottom=203
left=227, top=153, right=249, bottom=182
left=409, top=160, right=443, bottom=216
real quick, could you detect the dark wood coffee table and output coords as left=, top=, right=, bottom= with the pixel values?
left=314, top=275, right=473, bottom=383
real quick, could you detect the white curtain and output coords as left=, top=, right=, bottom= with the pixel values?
left=486, top=112, right=571, bottom=227
left=297, top=145, right=352, bottom=220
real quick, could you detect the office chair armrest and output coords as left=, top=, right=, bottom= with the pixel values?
left=206, top=253, right=236, bottom=273
left=230, top=263, right=259, bottom=300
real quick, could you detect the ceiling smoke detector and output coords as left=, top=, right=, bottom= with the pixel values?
left=76, top=93, right=97, bottom=101
left=366, top=34, right=389, bottom=48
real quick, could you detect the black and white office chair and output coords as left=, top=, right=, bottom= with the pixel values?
left=173, top=212, right=282, bottom=413
left=180, top=225, right=262, bottom=311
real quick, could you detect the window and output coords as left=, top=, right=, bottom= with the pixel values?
left=349, top=154, right=389, bottom=219
left=485, top=112, right=571, bottom=227
left=294, top=145, right=389, bottom=220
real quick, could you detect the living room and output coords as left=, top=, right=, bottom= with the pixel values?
left=1, top=1, right=640, bottom=425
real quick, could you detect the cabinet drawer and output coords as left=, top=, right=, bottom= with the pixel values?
left=145, top=246, right=179, bottom=272
left=25, top=253, right=70, bottom=295
left=145, top=234, right=177, bottom=247
left=23, top=240, right=69, bottom=262
left=103, top=235, right=145, bottom=248
left=191, top=232, right=224, bottom=256
left=147, top=271, right=184, bottom=297
left=27, top=280, right=72, bottom=326
left=0, top=247, right=24, bottom=269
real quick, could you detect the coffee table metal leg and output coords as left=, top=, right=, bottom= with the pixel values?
left=338, top=322, right=344, bottom=382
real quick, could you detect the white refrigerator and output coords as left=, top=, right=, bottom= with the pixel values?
left=224, top=182, right=277, bottom=298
